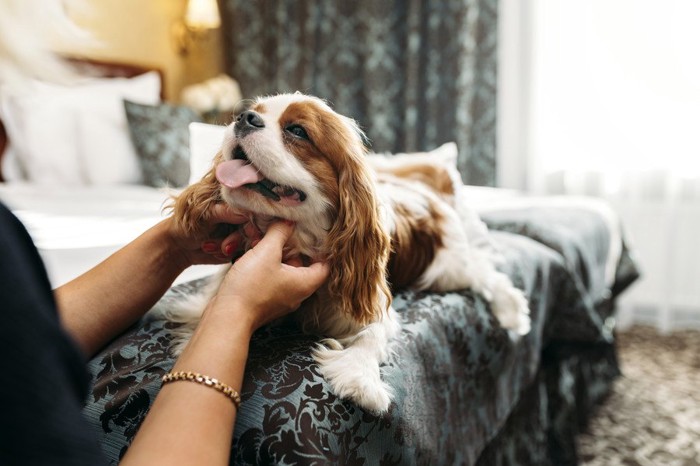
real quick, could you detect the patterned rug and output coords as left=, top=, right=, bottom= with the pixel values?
left=578, top=326, right=700, bottom=466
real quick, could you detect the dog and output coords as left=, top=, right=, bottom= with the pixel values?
left=156, top=93, right=530, bottom=413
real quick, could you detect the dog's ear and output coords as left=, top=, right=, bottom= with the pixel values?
left=325, top=145, right=393, bottom=325
left=170, top=151, right=224, bottom=237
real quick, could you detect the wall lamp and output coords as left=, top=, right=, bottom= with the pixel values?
left=173, top=0, right=221, bottom=56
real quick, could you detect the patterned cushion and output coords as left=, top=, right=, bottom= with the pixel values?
left=124, top=100, right=202, bottom=187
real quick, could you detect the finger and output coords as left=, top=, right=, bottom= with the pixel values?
left=243, top=221, right=262, bottom=241
left=282, top=260, right=330, bottom=291
left=221, top=231, right=243, bottom=257
left=201, top=240, right=220, bottom=253
left=255, top=221, right=294, bottom=257
left=208, top=203, right=250, bottom=225
left=284, top=255, right=304, bottom=267
left=304, top=261, right=331, bottom=286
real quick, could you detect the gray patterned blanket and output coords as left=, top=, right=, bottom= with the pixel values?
left=83, top=195, right=639, bottom=465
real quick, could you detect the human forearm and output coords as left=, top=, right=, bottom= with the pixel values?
left=120, top=305, right=254, bottom=466
left=54, top=220, right=191, bottom=357
left=55, top=206, right=249, bottom=358
left=119, top=222, right=329, bottom=464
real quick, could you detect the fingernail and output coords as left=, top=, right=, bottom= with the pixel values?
left=202, top=241, right=217, bottom=253
left=224, top=243, right=234, bottom=256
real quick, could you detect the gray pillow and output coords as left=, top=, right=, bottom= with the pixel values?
left=124, top=100, right=202, bottom=187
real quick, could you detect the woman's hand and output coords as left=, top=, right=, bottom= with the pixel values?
left=205, top=221, right=330, bottom=333
left=122, top=220, right=326, bottom=466
left=162, top=203, right=260, bottom=267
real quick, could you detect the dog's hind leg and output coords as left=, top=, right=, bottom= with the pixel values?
left=415, top=207, right=531, bottom=336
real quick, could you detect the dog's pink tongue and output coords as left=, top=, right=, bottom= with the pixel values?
left=216, top=160, right=263, bottom=188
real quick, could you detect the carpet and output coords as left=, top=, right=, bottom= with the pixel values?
left=577, top=326, right=700, bottom=466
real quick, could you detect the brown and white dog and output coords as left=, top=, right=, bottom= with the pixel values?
left=157, top=93, right=530, bottom=413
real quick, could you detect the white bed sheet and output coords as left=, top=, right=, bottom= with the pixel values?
left=0, top=182, right=621, bottom=294
left=0, top=183, right=219, bottom=287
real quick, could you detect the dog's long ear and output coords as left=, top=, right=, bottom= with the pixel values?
left=170, top=151, right=224, bottom=237
left=325, top=141, right=393, bottom=325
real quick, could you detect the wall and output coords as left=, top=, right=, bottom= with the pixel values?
left=52, top=0, right=224, bottom=101
left=498, top=0, right=700, bottom=331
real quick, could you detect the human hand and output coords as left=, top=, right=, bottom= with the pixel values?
left=163, top=203, right=260, bottom=266
left=206, top=221, right=330, bottom=332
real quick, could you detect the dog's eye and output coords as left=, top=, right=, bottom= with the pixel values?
left=285, top=124, right=309, bottom=141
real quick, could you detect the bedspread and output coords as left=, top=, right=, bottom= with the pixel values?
left=82, top=196, right=640, bottom=465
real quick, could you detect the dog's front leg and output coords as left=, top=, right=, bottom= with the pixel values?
left=312, top=308, right=401, bottom=414
left=151, top=266, right=228, bottom=355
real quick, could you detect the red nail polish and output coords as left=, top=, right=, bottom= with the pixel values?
left=202, top=241, right=217, bottom=253
left=224, top=243, right=234, bottom=256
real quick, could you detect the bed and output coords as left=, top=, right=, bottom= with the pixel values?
left=0, top=59, right=217, bottom=287
left=0, top=61, right=640, bottom=465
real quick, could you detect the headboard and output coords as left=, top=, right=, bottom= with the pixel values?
left=0, top=57, right=163, bottom=181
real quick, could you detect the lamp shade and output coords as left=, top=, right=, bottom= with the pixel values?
left=185, top=0, right=221, bottom=29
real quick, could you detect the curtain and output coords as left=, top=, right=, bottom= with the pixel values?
left=498, top=0, right=700, bottom=331
left=219, top=0, right=498, bottom=186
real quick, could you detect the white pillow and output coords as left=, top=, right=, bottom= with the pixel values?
left=367, top=142, right=459, bottom=167
left=188, top=122, right=227, bottom=185
left=77, top=72, right=161, bottom=184
left=1, top=83, right=85, bottom=184
left=366, top=142, right=463, bottom=188
left=0, top=72, right=161, bottom=185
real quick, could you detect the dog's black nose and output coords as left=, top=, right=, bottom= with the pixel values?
left=234, top=110, right=265, bottom=137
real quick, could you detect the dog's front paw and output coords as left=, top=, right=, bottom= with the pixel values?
left=490, top=276, right=531, bottom=336
left=169, top=335, right=189, bottom=356
left=313, top=342, right=393, bottom=414
left=168, top=326, right=196, bottom=356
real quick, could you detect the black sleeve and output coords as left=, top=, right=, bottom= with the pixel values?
left=0, top=203, right=108, bottom=465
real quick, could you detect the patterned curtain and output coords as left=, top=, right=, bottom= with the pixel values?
left=219, top=0, right=498, bottom=186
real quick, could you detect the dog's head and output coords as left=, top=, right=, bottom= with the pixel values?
left=215, top=93, right=356, bottom=229
left=175, top=93, right=392, bottom=324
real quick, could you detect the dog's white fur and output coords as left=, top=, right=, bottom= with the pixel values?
left=154, top=93, right=530, bottom=413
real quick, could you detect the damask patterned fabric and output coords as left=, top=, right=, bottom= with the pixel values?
left=219, top=0, right=498, bottom=186
left=124, top=100, right=202, bottom=188
left=82, top=202, right=639, bottom=465
left=481, top=206, right=630, bottom=343
left=476, top=339, right=620, bottom=466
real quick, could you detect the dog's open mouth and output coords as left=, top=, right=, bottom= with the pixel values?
left=216, top=146, right=307, bottom=205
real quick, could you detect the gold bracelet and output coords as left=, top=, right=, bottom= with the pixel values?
left=161, top=371, right=241, bottom=409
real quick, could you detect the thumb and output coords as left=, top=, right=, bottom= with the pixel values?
left=303, top=261, right=331, bottom=287
left=282, top=260, right=331, bottom=295
left=256, top=220, right=295, bottom=256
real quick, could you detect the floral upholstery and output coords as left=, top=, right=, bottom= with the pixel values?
left=83, top=201, right=639, bottom=465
